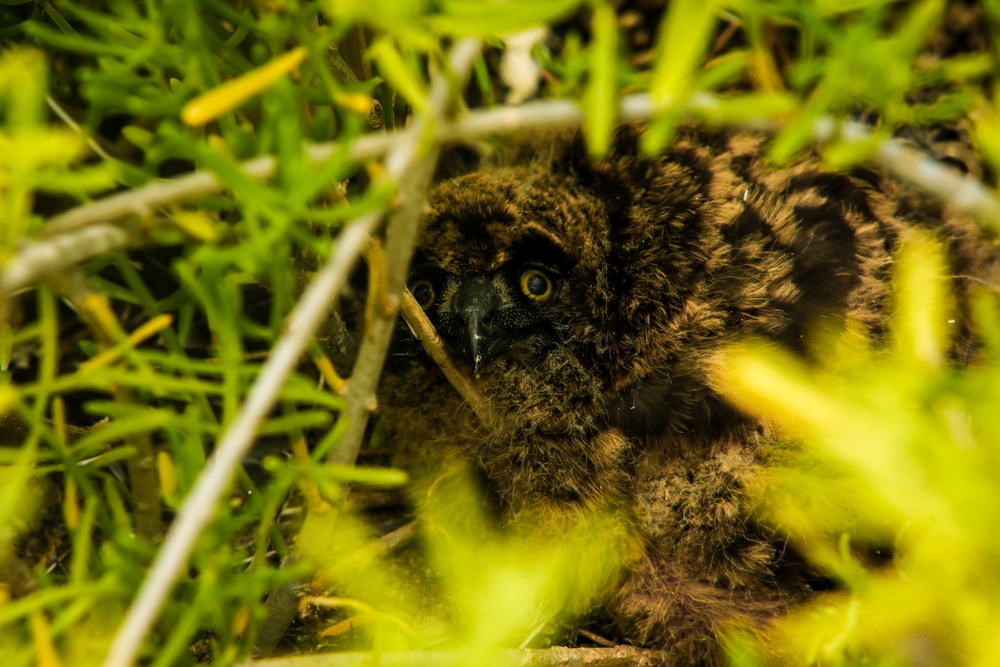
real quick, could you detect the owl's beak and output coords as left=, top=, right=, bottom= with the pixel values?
left=453, top=277, right=506, bottom=376
left=466, top=311, right=490, bottom=376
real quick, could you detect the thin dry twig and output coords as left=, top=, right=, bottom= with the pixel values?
left=398, top=288, right=492, bottom=424
left=1, top=223, right=134, bottom=298
left=573, top=629, right=619, bottom=649
left=339, top=521, right=419, bottom=570
left=864, top=125, right=1000, bottom=229
left=17, top=95, right=998, bottom=312
left=252, top=38, right=482, bottom=657
left=323, top=37, right=483, bottom=473
left=89, top=102, right=1000, bottom=226
left=46, top=94, right=113, bottom=162
left=240, top=645, right=673, bottom=667
left=379, top=520, right=418, bottom=553
left=40, top=132, right=394, bottom=237
left=40, top=96, right=632, bottom=239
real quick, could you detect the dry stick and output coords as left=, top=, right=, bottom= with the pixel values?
left=1, top=223, right=132, bottom=297
left=41, top=130, right=395, bottom=237
left=398, top=288, right=492, bottom=424
left=378, top=520, right=418, bottom=553
left=241, top=646, right=673, bottom=667
left=361, top=237, right=392, bottom=340
left=868, top=127, right=1000, bottom=230
left=253, top=205, right=435, bottom=654
left=39, top=98, right=594, bottom=235
left=39, top=95, right=648, bottom=238
left=252, top=38, right=484, bottom=658
left=574, top=628, right=619, bottom=649
left=325, top=41, right=482, bottom=472
left=314, top=521, right=420, bottom=580
left=809, top=116, right=1000, bottom=229
left=16, top=95, right=994, bottom=277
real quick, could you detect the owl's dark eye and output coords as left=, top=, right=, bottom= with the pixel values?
left=520, top=269, right=552, bottom=301
left=410, top=279, right=435, bottom=309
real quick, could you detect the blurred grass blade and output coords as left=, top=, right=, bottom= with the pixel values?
left=24, top=24, right=135, bottom=57
left=0, top=324, right=12, bottom=371
left=649, top=0, right=718, bottom=106
left=718, top=343, right=843, bottom=434
left=583, top=3, right=618, bottom=156
left=367, top=37, right=429, bottom=114
left=69, top=410, right=170, bottom=460
left=973, top=97, right=1000, bottom=180
left=892, top=231, right=949, bottom=367
left=0, top=433, right=40, bottom=557
left=640, top=0, right=718, bottom=153
left=42, top=1, right=79, bottom=37
left=0, top=47, right=49, bottom=256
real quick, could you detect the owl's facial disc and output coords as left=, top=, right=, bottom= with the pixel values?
left=407, top=261, right=562, bottom=376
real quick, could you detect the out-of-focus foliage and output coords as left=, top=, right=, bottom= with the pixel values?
left=299, top=470, right=630, bottom=657
left=720, top=232, right=1000, bottom=665
left=1, top=0, right=1000, bottom=665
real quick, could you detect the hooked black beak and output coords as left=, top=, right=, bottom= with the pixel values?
left=452, top=276, right=508, bottom=375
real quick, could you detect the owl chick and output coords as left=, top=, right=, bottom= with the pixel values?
left=377, top=124, right=1000, bottom=663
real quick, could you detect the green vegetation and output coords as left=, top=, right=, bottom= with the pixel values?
left=2, top=0, right=1000, bottom=665
left=722, top=233, right=1000, bottom=666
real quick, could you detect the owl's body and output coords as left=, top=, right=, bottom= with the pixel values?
left=378, top=125, right=999, bottom=663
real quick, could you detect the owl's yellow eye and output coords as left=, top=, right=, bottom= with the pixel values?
left=520, top=269, right=552, bottom=301
left=410, top=279, right=435, bottom=309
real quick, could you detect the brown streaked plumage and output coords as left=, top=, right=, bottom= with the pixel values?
left=377, top=124, right=1000, bottom=664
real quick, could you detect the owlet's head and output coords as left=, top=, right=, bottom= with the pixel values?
left=405, top=164, right=609, bottom=375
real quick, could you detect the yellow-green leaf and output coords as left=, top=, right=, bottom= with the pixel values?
left=181, top=47, right=308, bottom=126
left=171, top=210, right=220, bottom=243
